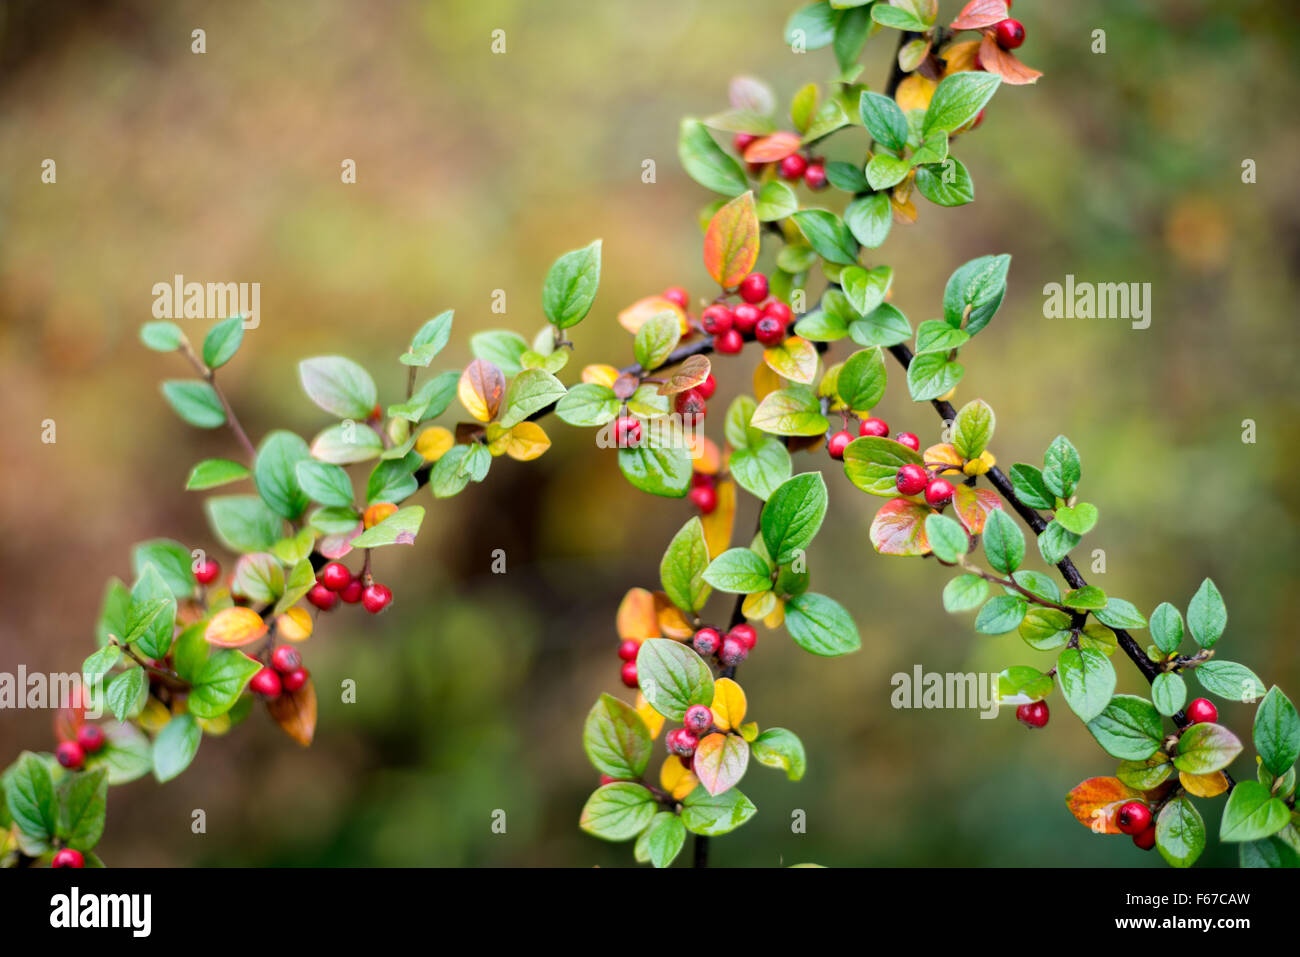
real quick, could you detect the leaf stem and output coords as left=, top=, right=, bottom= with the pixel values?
left=179, top=338, right=257, bottom=463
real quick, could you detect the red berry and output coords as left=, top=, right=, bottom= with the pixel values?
left=754, top=316, right=785, bottom=346
left=701, top=304, right=733, bottom=335
left=973, top=51, right=984, bottom=71
left=692, top=628, right=722, bottom=657
left=895, top=464, right=930, bottom=496
left=1015, top=701, right=1049, bottom=729
left=995, top=18, right=1025, bottom=49
left=55, top=741, right=85, bottom=770
left=778, top=153, right=808, bottom=181
left=1116, top=801, right=1152, bottom=835
left=896, top=432, right=920, bottom=452
left=250, top=666, right=282, bottom=698
left=859, top=417, right=889, bottom=438
left=663, top=286, right=689, bottom=309
left=733, top=133, right=756, bottom=154
left=666, top=728, right=700, bottom=757
left=719, top=637, right=748, bottom=668
left=675, top=388, right=707, bottom=424
left=52, top=849, right=85, bottom=869
left=271, top=645, right=302, bottom=674
left=732, top=303, right=762, bottom=334
left=689, top=484, right=718, bottom=515
left=307, top=583, right=338, bottom=611
left=738, top=273, right=769, bottom=304
left=339, top=578, right=364, bottom=603
left=683, top=705, right=713, bottom=734
left=1133, top=826, right=1157, bottom=851
left=620, top=660, right=638, bottom=688
left=714, top=328, right=745, bottom=355
left=281, top=667, right=309, bottom=693
left=729, top=623, right=757, bottom=650
left=827, top=430, right=853, bottom=461
left=970, top=108, right=985, bottom=130
left=763, top=300, right=792, bottom=324
left=194, top=558, right=220, bottom=585
left=76, top=724, right=106, bottom=754
left=804, top=162, right=828, bottom=190
left=617, top=639, right=640, bottom=661
left=691, top=471, right=716, bottom=489
left=696, top=373, right=717, bottom=400
left=613, top=416, right=643, bottom=448
left=925, top=478, right=956, bottom=508
left=321, top=562, right=351, bottom=591
left=1186, top=698, right=1218, bottom=724
left=362, top=583, right=393, bottom=614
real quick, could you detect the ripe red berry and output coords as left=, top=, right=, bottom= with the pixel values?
left=321, top=562, right=351, bottom=591
left=925, top=478, right=956, bottom=508
left=362, top=583, right=393, bottom=614
left=683, top=705, right=713, bottom=734
left=754, top=316, right=785, bottom=346
left=76, top=725, right=106, bottom=755
left=1116, top=801, right=1152, bottom=835
left=995, top=18, right=1025, bottom=49
left=895, top=464, right=930, bottom=496
left=696, top=373, right=717, bottom=400
left=691, top=471, right=716, bottom=489
left=859, top=417, right=889, bottom=438
left=339, top=578, right=364, bottom=603
left=714, top=328, right=745, bottom=355
left=271, top=645, right=302, bottom=674
left=617, top=639, right=640, bottom=661
left=827, top=430, right=853, bottom=461
left=663, top=286, right=689, bottom=309
left=194, top=558, right=220, bottom=585
left=896, top=432, right=920, bottom=452
left=701, top=304, right=733, bottom=335
left=666, top=728, right=700, bottom=757
left=613, top=416, right=643, bottom=448
left=675, top=388, right=707, bottom=424
left=738, top=273, right=769, bottom=304
left=804, top=162, right=828, bottom=190
left=729, top=623, right=757, bottom=651
left=778, top=153, right=808, bottom=181
left=763, top=300, right=792, bottom=324
left=692, top=628, right=722, bottom=657
left=250, top=666, right=282, bottom=698
left=55, top=741, right=85, bottom=770
left=689, top=484, right=718, bottom=515
left=307, top=583, right=338, bottom=611
left=620, top=660, right=638, bottom=688
left=1015, top=701, right=1049, bottom=729
left=733, top=133, right=756, bottom=154
left=732, top=303, right=762, bottom=334
left=52, top=848, right=85, bottom=869
left=1186, top=698, right=1218, bottom=724
left=1133, top=826, right=1157, bottom=850
left=719, top=637, right=748, bottom=668
left=281, top=667, right=310, bottom=693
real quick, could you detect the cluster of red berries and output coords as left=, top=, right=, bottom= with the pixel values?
left=307, top=561, right=392, bottom=614
left=702, top=272, right=793, bottom=356
left=692, top=622, right=757, bottom=668
left=666, top=704, right=716, bottom=764
left=827, top=416, right=921, bottom=462
left=54, top=723, right=106, bottom=772
left=1117, top=800, right=1156, bottom=850
left=734, top=135, right=828, bottom=191
left=250, top=644, right=310, bottom=700
left=689, top=471, right=718, bottom=515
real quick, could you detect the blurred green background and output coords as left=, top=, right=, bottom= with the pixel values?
left=2, top=0, right=1298, bottom=866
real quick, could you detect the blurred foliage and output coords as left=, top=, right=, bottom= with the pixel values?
left=0, top=0, right=1297, bottom=866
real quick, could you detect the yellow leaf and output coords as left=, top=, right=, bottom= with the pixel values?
left=1179, top=771, right=1229, bottom=798
left=891, top=191, right=918, bottom=225
left=895, top=74, right=937, bottom=112
left=763, top=598, right=785, bottom=629
left=196, top=712, right=232, bottom=736
left=763, top=336, right=819, bottom=384
left=710, top=677, right=748, bottom=731
left=137, top=696, right=171, bottom=733
left=277, top=606, right=313, bottom=642
left=654, top=592, right=695, bottom=640
left=659, top=755, right=699, bottom=801
left=205, top=606, right=268, bottom=647
left=618, top=296, right=688, bottom=336
left=638, top=693, right=665, bottom=740
left=458, top=358, right=505, bottom=422
left=581, top=363, right=621, bottom=388
left=617, top=588, right=660, bottom=641
left=739, top=721, right=759, bottom=743
left=963, top=449, right=996, bottom=476
left=485, top=422, right=511, bottom=456
left=415, top=425, right=454, bottom=463
left=363, top=502, right=397, bottom=529
left=923, top=443, right=965, bottom=475
left=753, top=359, right=782, bottom=402
left=939, top=39, right=981, bottom=77
left=505, top=421, right=551, bottom=461
left=937, top=386, right=957, bottom=402
left=742, top=590, right=777, bottom=620
left=701, top=480, right=736, bottom=559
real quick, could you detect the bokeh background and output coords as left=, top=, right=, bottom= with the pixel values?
left=2, top=0, right=1298, bottom=867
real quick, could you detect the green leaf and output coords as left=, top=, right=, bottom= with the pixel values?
left=906, top=352, right=963, bottom=402
left=1042, top=435, right=1081, bottom=499
left=205, top=495, right=284, bottom=553
left=399, top=310, right=454, bottom=367
left=254, top=430, right=312, bottom=520
left=785, top=592, right=860, bottom=656
left=56, top=768, right=108, bottom=851
left=82, top=644, right=122, bottom=686
left=841, top=435, right=925, bottom=497
left=914, top=319, right=970, bottom=356
left=832, top=5, right=871, bottom=71
left=636, top=639, right=714, bottom=722
left=951, top=399, right=994, bottom=460
left=1117, top=754, right=1174, bottom=791
left=790, top=209, right=858, bottom=266
left=1054, top=502, right=1098, bottom=535
left=1012, top=570, right=1062, bottom=604
left=849, top=304, right=912, bottom=347
left=295, top=460, right=354, bottom=508
left=1195, top=660, right=1265, bottom=702
left=942, top=253, right=1010, bottom=335
left=388, top=370, right=459, bottom=422
left=1008, top=464, right=1054, bottom=510
left=756, top=181, right=798, bottom=221
left=761, top=472, right=827, bottom=566
left=982, top=509, right=1024, bottom=575
left=750, top=385, right=829, bottom=437
left=784, top=1, right=838, bottom=49
left=680, top=785, right=757, bottom=836
left=634, top=312, right=682, bottom=371
left=751, top=728, right=806, bottom=781
left=1149, top=602, right=1185, bottom=655
left=1086, top=695, right=1164, bottom=761
left=579, top=782, right=658, bottom=841
left=83, top=722, right=152, bottom=786
left=702, top=548, right=772, bottom=594
left=678, top=118, right=748, bottom=196
left=543, top=240, right=601, bottom=329
left=859, top=90, right=907, bottom=152
left=840, top=266, right=892, bottom=318
left=729, top=438, right=793, bottom=501
left=186, top=458, right=251, bottom=491
left=298, top=356, right=377, bottom=420
left=153, top=714, right=201, bottom=783
left=555, top=383, right=619, bottom=427
left=943, top=574, right=988, bottom=612
left=582, top=693, right=652, bottom=780
left=870, top=0, right=930, bottom=31
left=865, top=153, right=911, bottom=191
left=1156, top=796, right=1205, bottom=868
left=3, top=753, right=57, bottom=850
left=499, top=369, right=567, bottom=428
left=925, top=514, right=968, bottom=564
left=637, top=812, right=687, bottom=868
left=1058, top=648, right=1116, bottom=723
left=160, top=380, right=226, bottom=428
left=310, top=422, right=384, bottom=465
left=1255, top=687, right=1300, bottom=777
left=231, top=552, right=283, bottom=604
left=351, top=505, right=425, bottom=548
left=106, top=666, right=147, bottom=722
left=1220, top=781, right=1291, bottom=842
left=843, top=192, right=892, bottom=249
left=618, top=443, right=692, bottom=498
left=202, top=317, right=244, bottom=369
left=140, top=321, right=184, bottom=352
left=1063, top=585, right=1107, bottom=610
left=366, top=452, right=421, bottom=506
left=1187, top=577, right=1227, bottom=648
left=128, top=564, right=177, bottom=659
left=470, top=330, right=530, bottom=379
left=1038, top=520, right=1080, bottom=565
left=1240, top=833, right=1300, bottom=868
left=997, top=666, right=1054, bottom=702
left=1094, top=597, right=1147, bottom=629
left=1018, top=607, right=1072, bottom=650
left=660, top=517, right=712, bottom=614
left=836, top=347, right=886, bottom=413
left=187, top=650, right=262, bottom=720
left=975, top=595, right=1027, bottom=634
left=131, top=539, right=196, bottom=600
left=1151, top=672, right=1187, bottom=717
left=922, top=71, right=1001, bottom=137
left=1173, top=722, right=1243, bottom=774
left=824, top=160, right=868, bottom=193
left=915, top=158, right=975, bottom=207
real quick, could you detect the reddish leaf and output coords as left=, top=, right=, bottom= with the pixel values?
left=692, top=732, right=750, bottom=796
left=950, top=0, right=1009, bottom=30
left=657, top=355, right=712, bottom=395
left=703, top=192, right=760, bottom=289
left=952, top=484, right=1001, bottom=535
left=742, top=131, right=802, bottom=164
left=318, top=523, right=363, bottom=559
left=1065, top=776, right=1142, bottom=834
left=458, top=358, right=506, bottom=422
left=869, top=498, right=932, bottom=556
left=267, top=679, right=317, bottom=747
left=978, top=33, right=1043, bottom=85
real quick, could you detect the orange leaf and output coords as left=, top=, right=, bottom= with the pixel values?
left=704, top=191, right=760, bottom=289
left=1065, top=776, right=1142, bottom=834
left=923, top=442, right=965, bottom=475
left=939, top=39, right=981, bottom=76
left=276, top=606, right=313, bottom=642
left=616, top=587, right=660, bottom=641
left=657, top=355, right=712, bottom=395
left=869, top=499, right=932, bottom=556
left=688, top=434, right=721, bottom=475
left=742, top=131, right=802, bottom=163
left=204, top=606, right=268, bottom=647
left=951, top=485, right=1002, bottom=535
left=638, top=693, right=665, bottom=740
left=701, top=479, right=736, bottom=559
left=363, top=502, right=397, bottom=529
left=978, top=33, right=1043, bottom=85
left=458, top=358, right=506, bottom=422
left=267, top=679, right=317, bottom=747
left=660, top=754, right=698, bottom=800
left=895, top=74, right=937, bottom=113
left=950, top=0, right=1009, bottom=30
left=653, top=592, right=696, bottom=640
left=617, top=296, right=688, bottom=336
left=581, top=363, right=621, bottom=388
